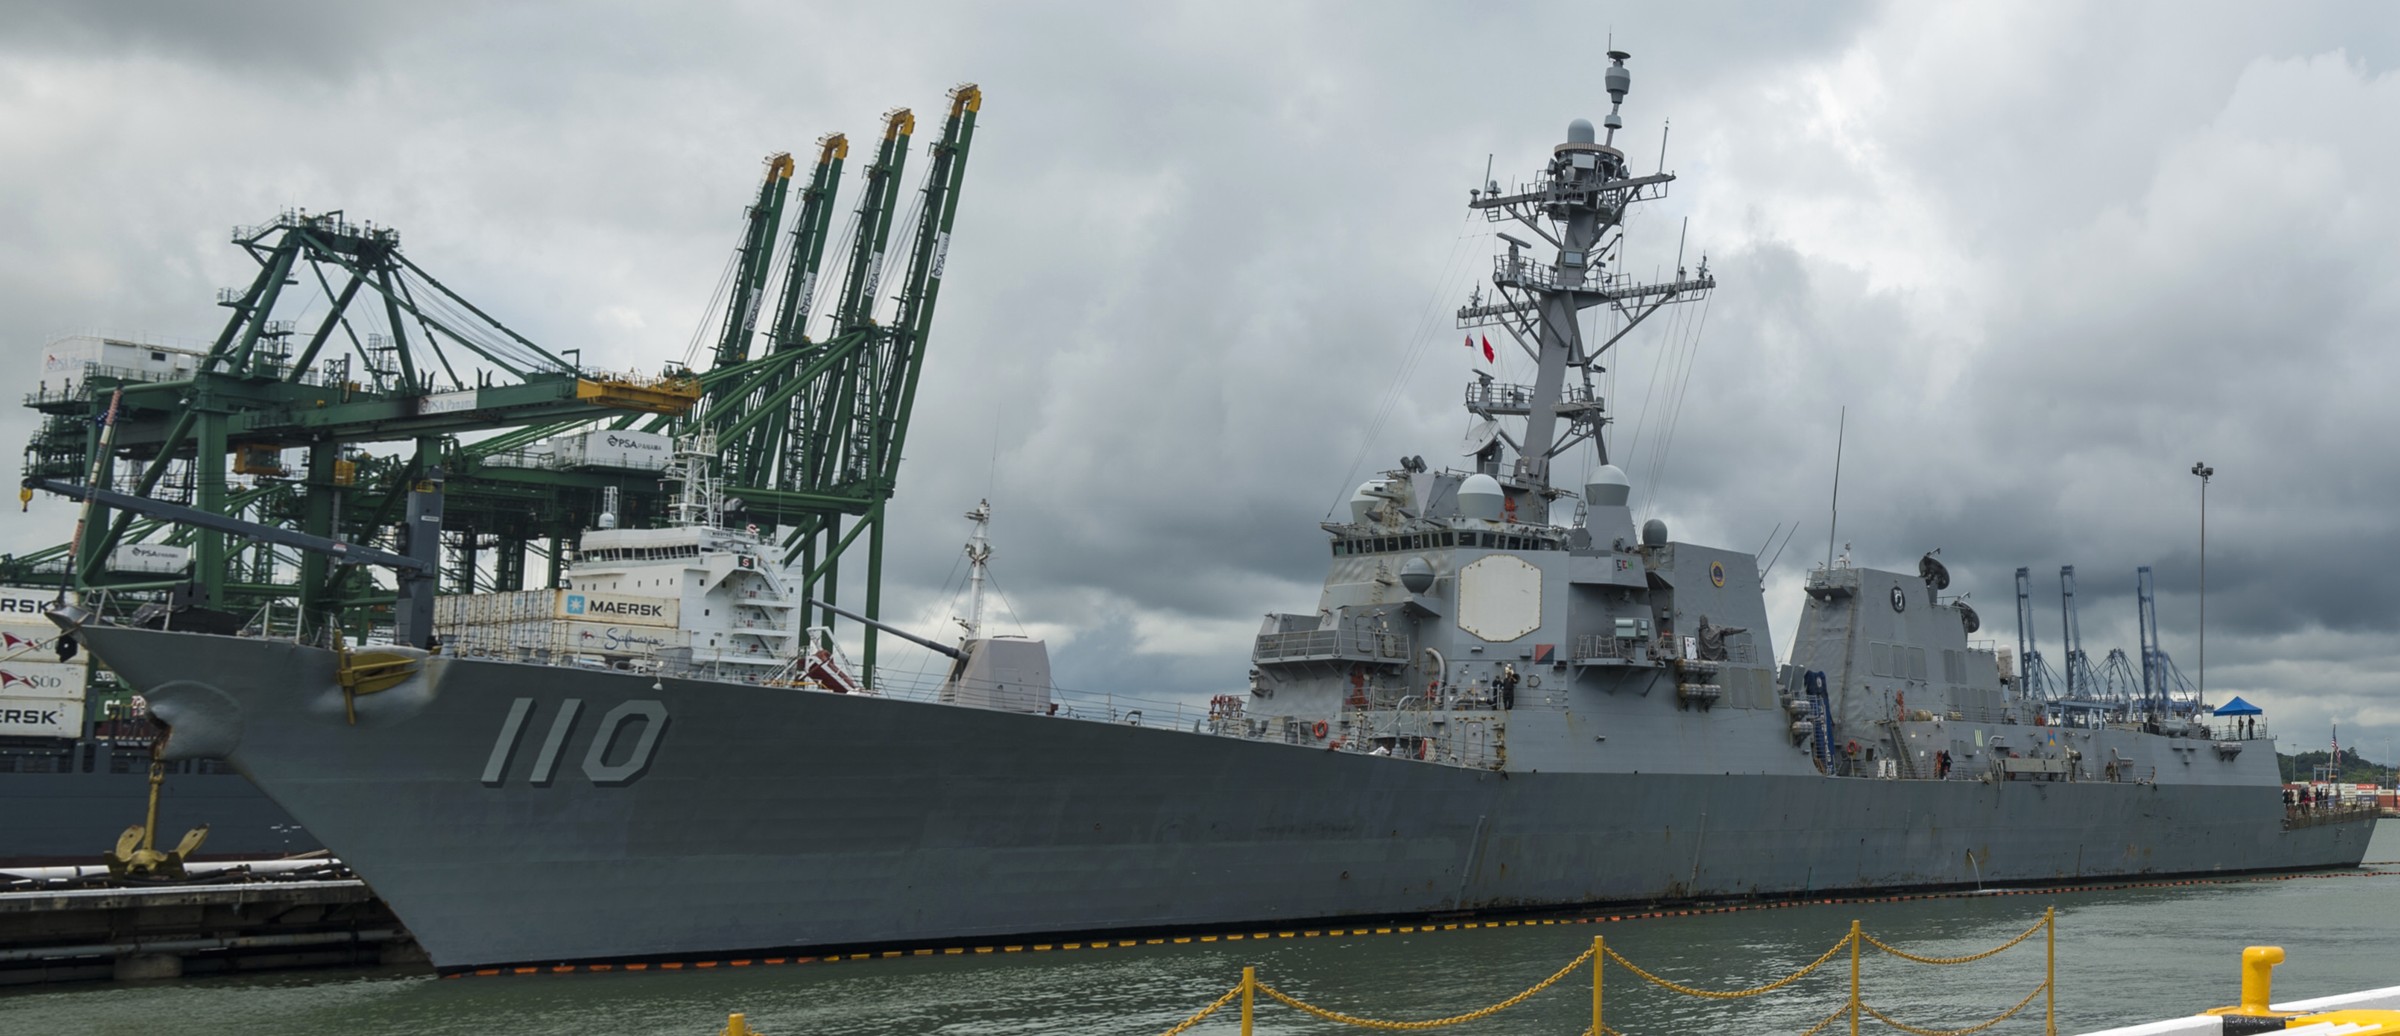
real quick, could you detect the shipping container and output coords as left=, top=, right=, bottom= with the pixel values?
left=0, top=658, right=93, bottom=699
left=549, top=428, right=673, bottom=471
left=0, top=694, right=79, bottom=738
left=36, top=335, right=205, bottom=399
left=556, top=590, right=678, bottom=627
left=562, top=621, right=685, bottom=657
left=438, top=589, right=679, bottom=629
left=108, top=542, right=194, bottom=574
left=437, top=615, right=689, bottom=663
left=0, top=621, right=88, bottom=665
left=0, top=587, right=61, bottom=625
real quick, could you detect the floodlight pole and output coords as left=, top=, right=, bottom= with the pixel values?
left=2192, top=462, right=2214, bottom=700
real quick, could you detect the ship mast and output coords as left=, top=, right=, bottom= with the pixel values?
left=960, top=498, right=992, bottom=640
left=666, top=432, right=725, bottom=529
left=1457, top=51, right=1714, bottom=506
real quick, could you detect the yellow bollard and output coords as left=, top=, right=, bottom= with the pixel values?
left=1241, top=965, right=1255, bottom=1036
left=721, top=1012, right=757, bottom=1036
left=1848, top=920, right=1863, bottom=1036
left=2239, top=946, right=2286, bottom=1015
left=1592, top=934, right=1604, bottom=1036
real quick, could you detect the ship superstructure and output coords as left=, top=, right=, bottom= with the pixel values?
left=1233, top=50, right=1749, bottom=772
left=45, top=53, right=2371, bottom=971
left=438, top=436, right=804, bottom=678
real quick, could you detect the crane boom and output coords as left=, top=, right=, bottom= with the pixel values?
left=709, top=153, right=796, bottom=370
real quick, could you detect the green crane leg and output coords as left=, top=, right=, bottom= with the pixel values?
left=863, top=504, right=883, bottom=690
left=819, top=516, right=840, bottom=647
left=297, top=441, right=340, bottom=638
left=194, top=413, right=229, bottom=608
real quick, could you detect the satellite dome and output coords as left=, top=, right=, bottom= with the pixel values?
left=1641, top=518, right=1669, bottom=546
left=1584, top=464, right=1631, bottom=507
left=1458, top=473, right=1505, bottom=521
left=1567, top=118, right=1596, bottom=145
left=1399, top=557, right=1436, bottom=594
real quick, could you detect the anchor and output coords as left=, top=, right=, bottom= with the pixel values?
left=105, top=749, right=210, bottom=879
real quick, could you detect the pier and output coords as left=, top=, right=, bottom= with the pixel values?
left=0, top=869, right=418, bottom=984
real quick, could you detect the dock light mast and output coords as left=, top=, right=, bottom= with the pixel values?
left=2192, top=462, right=2213, bottom=700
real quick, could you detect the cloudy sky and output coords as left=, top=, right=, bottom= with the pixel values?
left=4, top=2, right=2397, bottom=759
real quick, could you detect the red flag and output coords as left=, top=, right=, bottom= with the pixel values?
left=1481, top=335, right=1496, bottom=363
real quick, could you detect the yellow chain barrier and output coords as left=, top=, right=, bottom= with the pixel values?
left=1800, top=1000, right=1856, bottom=1036
left=1860, top=980, right=2050, bottom=1036
left=1862, top=915, right=2047, bottom=965
left=1156, top=907, right=2058, bottom=1036
left=1156, top=984, right=1243, bottom=1036
left=1604, top=933, right=1853, bottom=1000
left=1253, top=945, right=1595, bottom=1031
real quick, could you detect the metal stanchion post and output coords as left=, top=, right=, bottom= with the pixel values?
left=2046, top=907, right=2057, bottom=1036
left=1593, top=934, right=1605, bottom=1035
left=1849, top=920, right=1863, bottom=1036
left=1241, top=965, right=1255, bottom=1036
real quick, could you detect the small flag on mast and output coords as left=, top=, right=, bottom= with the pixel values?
left=1481, top=335, right=1496, bottom=363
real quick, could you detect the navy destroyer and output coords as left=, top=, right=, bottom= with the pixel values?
left=44, top=53, right=2370, bottom=970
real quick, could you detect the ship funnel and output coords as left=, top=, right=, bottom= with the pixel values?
left=1583, top=465, right=1637, bottom=548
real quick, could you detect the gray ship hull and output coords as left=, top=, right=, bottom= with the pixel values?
left=83, top=626, right=2370, bottom=970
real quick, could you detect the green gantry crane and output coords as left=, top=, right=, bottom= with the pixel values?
left=9, top=85, right=983, bottom=688
left=10, top=210, right=696, bottom=635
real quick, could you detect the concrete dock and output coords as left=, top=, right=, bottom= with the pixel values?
left=0, top=874, right=421, bottom=984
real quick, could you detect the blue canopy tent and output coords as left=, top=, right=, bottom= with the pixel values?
left=2213, top=697, right=2262, bottom=716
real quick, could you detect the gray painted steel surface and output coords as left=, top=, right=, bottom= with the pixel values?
left=75, top=626, right=2372, bottom=970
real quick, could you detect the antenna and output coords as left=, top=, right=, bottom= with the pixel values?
left=1760, top=522, right=1801, bottom=583
left=1658, top=119, right=1670, bottom=175
left=1824, top=406, right=1846, bottom=571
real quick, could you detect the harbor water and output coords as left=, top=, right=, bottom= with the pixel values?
left=8, top=826, right=2395, bottom=1035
